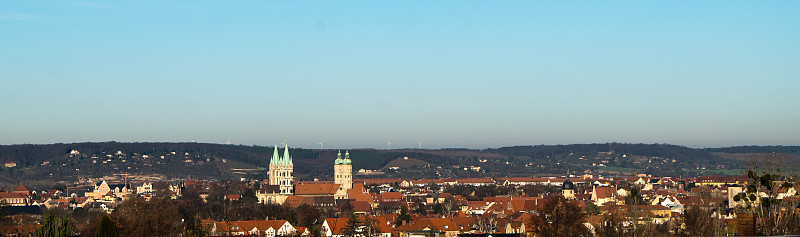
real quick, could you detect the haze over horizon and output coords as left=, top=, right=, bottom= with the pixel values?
left=2, top=1, right=799, bottom=149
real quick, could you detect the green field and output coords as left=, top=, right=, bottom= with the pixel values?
left=686, top=169, right=745, bottom=176
left=597, top=166, right=637, bottom=174
left=225, top=159, right=260, bottom=170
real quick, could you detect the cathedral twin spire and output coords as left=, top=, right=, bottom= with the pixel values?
left=270, top=144, right=293, bottom=166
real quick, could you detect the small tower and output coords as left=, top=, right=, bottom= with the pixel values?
left=562, top=172, right=576, bottom=200
left=334, top=150, right=353, bottom=198
left=268, top=144, right=294, bottom=195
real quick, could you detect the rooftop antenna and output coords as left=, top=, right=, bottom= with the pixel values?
left=318, top=140, right=324, bottom=150
left=418, top=141, right=422, bottom=149
left=387, top=140, right=392, bottom=150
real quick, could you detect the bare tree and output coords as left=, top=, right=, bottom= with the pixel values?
left=474, top=214, right=498, bottom=233
left=597, top=207, right=624, bottom=237
left=626, top=204, right=656, bottom=237
left=529, top=196, right=591, bottom=237
left=679, top=206, right=724, bottom=237
left=741, top=153, right=800, bottom=235
left=442, top=198, right=457, bottom=217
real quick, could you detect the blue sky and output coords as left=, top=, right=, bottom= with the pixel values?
left=1, top=1, right=799, bottom=149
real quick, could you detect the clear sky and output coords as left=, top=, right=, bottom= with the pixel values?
left=1, top=1, right=799, bottom=149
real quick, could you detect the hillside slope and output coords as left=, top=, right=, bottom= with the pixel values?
left=1, top=142, right=796, bottom=187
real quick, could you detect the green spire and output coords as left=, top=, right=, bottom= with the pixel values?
left=271, top=144, right=279, bottom=165
left=335, top=150, right=342, bottom=164
left=344, top=150, right=351, bottom=164
left=283, top=144, right=292, bottom=165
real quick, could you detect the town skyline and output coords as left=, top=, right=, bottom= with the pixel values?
left=2, top=1, right=799, bottom=148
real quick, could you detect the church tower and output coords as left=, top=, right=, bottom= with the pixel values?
left=268, top=144, right=294, bottom=195
left=334, top=150, right=353, bottom=198
left=562, top=172, right=575, bottom=200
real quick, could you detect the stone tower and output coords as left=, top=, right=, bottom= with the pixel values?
left=268, top=144, right=294, bottom=195
left=334, top=150, right=353, bottom=198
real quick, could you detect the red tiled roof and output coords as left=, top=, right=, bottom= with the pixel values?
left=450, top=217, right=477, bottom=231
left=226, top=194, right=241, bottom=200
left=350, top=192, right=373, bottom=203
left=594, top=187, right=617, bottom=199
left=297, top=180, right=334, bottom=185
left=381, top=192, right=402, bottom=201
left=415, top=179, right=456, bottom=185
left=326, top=217, right=391, bottom=235
left=395, top=218, right=462, bottom=232
left=295, top=184, right=340, bottom=195
left=354, top=179, right=403, bottom=185
left=12, top=185, right=28, bottom=193
left=484, top=196, right=511, bottom=203
left=325, top=218, right=347, bottom=235
left=372, top=216, right=394, bottom=233
left=499, top=177, right=540, bottom=183
left=284, top=196, right=313, bottom=207
left=0, top=193, right=27, bottom=199
left=509, top=198, right=540, bottom=212
left=467, top=201, right=490, bottom=209
left=456, top=178, right=495, bottom=184
left=453, top=195, right=467, bottom=203
left=351, top=201, right=372, bottom=213
left=352, top=183, right=366, bottom=193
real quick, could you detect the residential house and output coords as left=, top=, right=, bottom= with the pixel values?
left=591, top=186, right=617, bottom=206
left=322, top=217, right=393, bottom=237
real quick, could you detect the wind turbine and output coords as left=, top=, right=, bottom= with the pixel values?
left=318, top=140, right=324, bottom=150
left=226, top=139, right=232, bottom=145
left=417, top=141, right=422, bottom=149
left=387, top=140, right=392, bottom=150
left=280, top=139, right=287, bottom=148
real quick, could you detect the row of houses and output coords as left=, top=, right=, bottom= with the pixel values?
left=356, top=175, right=750, bottom=188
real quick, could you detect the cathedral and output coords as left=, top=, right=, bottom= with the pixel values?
left=265, top=145, right=355, bottom=201
left=268, top=145, right=294, bottom=195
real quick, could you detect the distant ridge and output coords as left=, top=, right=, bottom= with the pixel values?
left=0, top=142, right=797, bottom=187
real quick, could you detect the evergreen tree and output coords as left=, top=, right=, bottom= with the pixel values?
left=94, top=215, right=118, bottom=237
left=394, top=206, right=411, bottom=227
left=342, top=212, right=363, bottom=237
left=33, top=213, right=71, bottom=237
left=287, top=208, right=298, bottom=226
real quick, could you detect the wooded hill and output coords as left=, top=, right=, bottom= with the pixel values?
left=0, top=142, right=797, bottom=187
